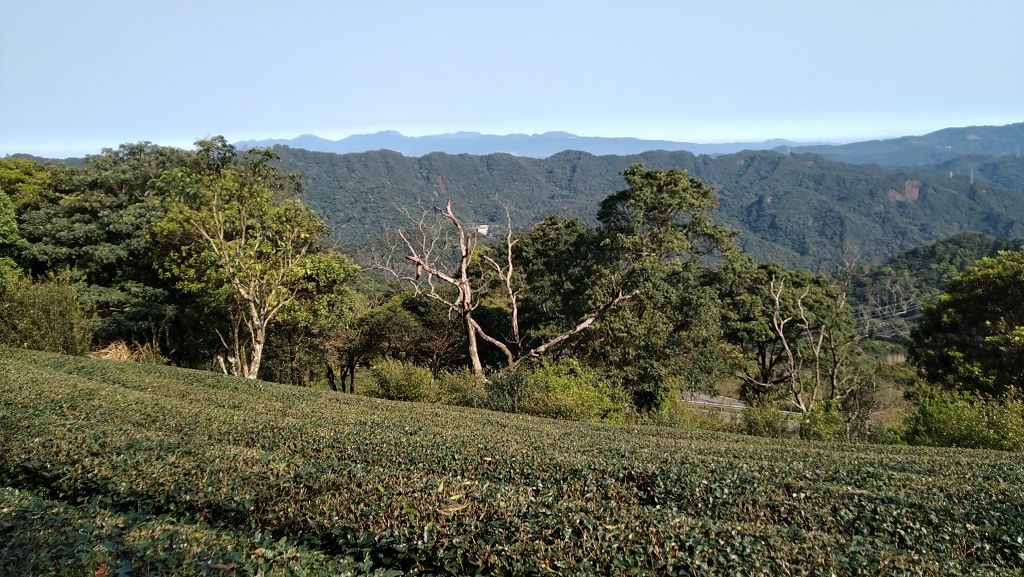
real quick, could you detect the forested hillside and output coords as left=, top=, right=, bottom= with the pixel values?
left=277, top=146, right=1024, bottom=269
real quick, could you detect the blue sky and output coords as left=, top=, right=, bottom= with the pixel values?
left=2, top=0, right=1022, bottom=157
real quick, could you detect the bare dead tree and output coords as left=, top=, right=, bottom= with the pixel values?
left=480, top=204, right=523, bottom=357
left=769, top=275, right=815, bottom=412
left=372, top=197, right=636, bottom=378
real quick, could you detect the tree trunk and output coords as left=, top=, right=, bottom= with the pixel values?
left=326, top=361, right=338, bottom=391
left=245, top=324, right=265, bottom=380
left=464, top=310, right=484, bottom=377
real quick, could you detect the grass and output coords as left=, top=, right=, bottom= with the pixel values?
left=1, top=346, right=1022, bottom=575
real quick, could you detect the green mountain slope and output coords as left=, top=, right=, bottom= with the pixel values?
left=2, top=347, right=1021, bottom=575
left=277, top=147, right=1024, bottom=269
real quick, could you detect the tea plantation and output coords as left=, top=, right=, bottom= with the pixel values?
left=1, top=347, right=1022, bottom=576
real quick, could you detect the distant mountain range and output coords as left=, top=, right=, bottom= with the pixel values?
left=236, top=131, right=817, bottom=158
left=238, top=123, right=1024, bottom=166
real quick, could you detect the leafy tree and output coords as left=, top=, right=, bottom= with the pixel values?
left=377, top=199, right=633, bottom=378
left=14, top=144, right=185, bottom=283
left=583, top=164, right=739, bottom=408
left=910, top=250, right=1024, bottom=397
left=156, top=137, right=333, bottom=379
left=0, top=157, right=65, bottom=216
left=261, top=251, right=361, bottom=387
left=513, top=216, right=602, bottom=348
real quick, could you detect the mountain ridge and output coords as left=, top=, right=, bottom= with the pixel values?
left=237, top=130, right=822, bottom=158
left=237, top=122, right=1024, bottom=163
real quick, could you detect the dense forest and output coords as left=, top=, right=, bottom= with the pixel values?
left=1, top=137, right=1022, bottom=451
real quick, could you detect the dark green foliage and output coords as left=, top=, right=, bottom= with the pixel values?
left=910, top=249, right=1024, bottom=397
left=3, top=348, right=1022, bottom=575
left=260, top=251, right=362, bottom=387
left=2, top=146, right=194, bottom=352
left=14, top=143, right=183, bottom=286
left=513, top=215, right=601, bottom=348
left=0, top=487, right=360, bottom=576
left=355, top=294, right=468, bottom=374
left=579, top=165, right=738, bottom=408
left=904, top=385, right=1024, bottom=451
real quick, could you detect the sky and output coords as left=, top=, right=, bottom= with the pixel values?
left=2, top=0, right=1022, bottom=157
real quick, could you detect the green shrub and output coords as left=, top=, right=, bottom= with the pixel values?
left=489, top=359, right=628, bottom=422
left=742, top=403, right=791, bottom=438
left=369, top=357, right=437, bottom=402
left=861, top=421, right=906, bottom=445
left=800, top=401, right=848, bottom=441
left=904, top=384, right=1024, bottom=451
left=0, top=257, right=19, bottom=291
left=436, top=368, right=488, bottom=408
left=484, top=368, right=528, bottom=413
left=0, top=274, right=93, bottom=356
